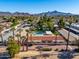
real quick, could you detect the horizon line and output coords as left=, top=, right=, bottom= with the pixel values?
left=0, top=10, right=78, bottom=15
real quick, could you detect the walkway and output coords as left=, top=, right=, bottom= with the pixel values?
left=58, top=29, right=79, bottom=41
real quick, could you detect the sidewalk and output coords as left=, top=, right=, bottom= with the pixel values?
left=58, top=29, right=78, bottom=41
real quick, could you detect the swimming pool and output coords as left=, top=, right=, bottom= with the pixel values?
left=32, top=31, right=45, bottom=36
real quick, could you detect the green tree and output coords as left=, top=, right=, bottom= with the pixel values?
left=66, top=16, right=75, bottom=51
left=58, top=16, right=65, bottom=28
left=20, top=36, right=26, bottom=51
left=16, top=34, right=21, bottom=46
left=37, top=16, right=54, bottom=31
left=11, top=27, right=15, bottom=40
left=11, top=18, right=19, bottom=39
left=25, top=29, right=32, bottom=51
left=7, top=36, right=20, bottom=57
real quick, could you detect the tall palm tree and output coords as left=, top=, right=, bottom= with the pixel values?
left=17, top=28, right=23, bottom=44
left=25, top=29, right=33, bottom=51
left=75, top=38, right=79, bottom=49
left=11, top=17, right=19, bottom=40
left=58, top=16, right=65, bottom=29
left=54, top=31, right=59, bottom=44
left=53, top=25, right=59, bottom=44
left=11, top=27, right=15, bottom=40
left=66, top=23, right=71, bottom=51
left=66, top=16, right=75, bottom=51
left=8, top=36, right=14, bottom=46
left=21, top=36, right=26, bottom=51
left=11, top=21, right=17, bottom=40
left=25, top=29, right=31, bottom=51
left=0, top=26, right=4, bottom=45
left=16, top=33, right=21, bottom=45
left=18, top=28, right=23, bottom=37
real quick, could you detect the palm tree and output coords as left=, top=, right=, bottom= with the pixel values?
left=8, top=36, right=14, bottom=46
left=11, top=20, right=17, bottom=40
left=75, top=39, right=79, bottom=49
left=11, top=27, right=15, bottom=40
left=54, top=31, right=59, bottom=44
left=25, top=29, right=31, bottom=51
left=53, top=25, right=59, bottom=44
left=21, top=36, right=26, bottom=51
left=58, top=16, right=65, bottom=29
left=16, top=28, right=23, bottom=45
left=18, top=28, right=23, bottom=37
left=11, top=17, right=19, bottom=40
left=66, top=16, right=75, bottom=51
left=16, top=33, right=21, bottom=45
left=0, top=26, right=4, bottom=45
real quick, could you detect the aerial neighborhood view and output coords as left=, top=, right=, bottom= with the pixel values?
left=0, top=0, right=79, bottom=59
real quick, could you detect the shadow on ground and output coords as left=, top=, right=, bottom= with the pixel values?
left=57, top=51, right=75, bottom=59
left=0, top=52, right=10, bottom=59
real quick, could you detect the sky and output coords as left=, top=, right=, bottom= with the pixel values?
left=0, top=0, right=79, bottom=14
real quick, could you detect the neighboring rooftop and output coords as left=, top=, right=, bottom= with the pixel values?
left=45, top=31, right=53, bottom=35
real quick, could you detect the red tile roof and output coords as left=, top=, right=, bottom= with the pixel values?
left=28, top=35, right=64, bottom=41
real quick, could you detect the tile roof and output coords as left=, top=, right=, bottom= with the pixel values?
left=28, top=35, right=63, bottom=41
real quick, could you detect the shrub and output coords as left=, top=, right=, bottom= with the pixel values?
left=41, top=48, right=52, bottom=51
left=59, top=49, right=64, bottom=52
left=7, top=39, right=20, bottom=58
left=28, top=43, right=33, bottom=46
left=59, top=49, right=70, bottom=52
left=74, top=48, right=79, bottom=52
left=54, top=48, right=59, bottom=51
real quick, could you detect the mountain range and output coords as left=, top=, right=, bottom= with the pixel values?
left=0, top=10, right=77, bottom=16
left=35, top=10, right=74, bottom=16
left=0, top=12, right=30, bottom=16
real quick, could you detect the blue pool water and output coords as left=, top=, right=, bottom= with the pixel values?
left=32, top=31, right=44, bottom=36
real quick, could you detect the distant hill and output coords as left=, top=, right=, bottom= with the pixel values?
left=34, top=10, right=74, bottom=16
left=0, top=11, right=77, bottom=16
left=13, top=12, right=30, bottom=16
left=0, top=12, right=11, bottom=16
left=0, top=12, right=30, bottom=16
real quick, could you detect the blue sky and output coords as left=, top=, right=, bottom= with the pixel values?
left=0, top=0, right=79, bottom=14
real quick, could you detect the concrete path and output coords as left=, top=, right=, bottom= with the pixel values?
left=58, top=29, right=78, bottom=41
